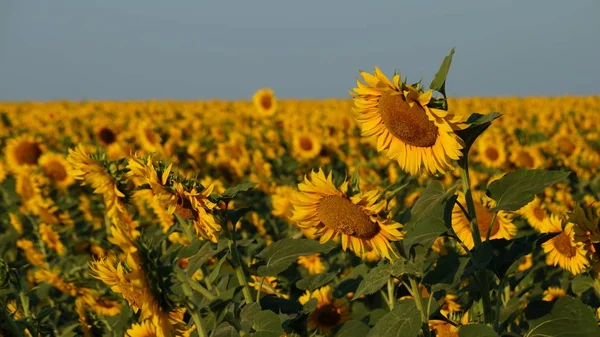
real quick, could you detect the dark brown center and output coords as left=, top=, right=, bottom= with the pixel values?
left=98, top=127, right=117, bottom=145
left=15, top=141, right=42, bottom=165
left=378, top=91, right=438, bottom=147
left=485, top=147, right=499, bottom=161
left=516, top=151, right=534, bottom=168
left=317, top=195, right=380, bottom=239
left=299, top=136, right=313, bottom=151
left=260, top=94, right=272, bottom=110
left=553, top=232, right=577, bottom=258
left=43, top=160, right=68, bottom=182
left=315, top=304, right=342, bottom=327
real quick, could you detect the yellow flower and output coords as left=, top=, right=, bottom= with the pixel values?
left=39, top=152, right=74, bottom=188
left=517, top=253, right=533, bottom=271
left=126, top=320, right=157, bottom=337
left=68, top=145, right=125, bottom=221
left=249, top=276, right=289, bottom=299
left=291, top=169, right=404, bottom=260
left=351, top=68, right=467, bottom=175
left=542, top=286, right=566, bottom=301
left=297, top=254, right=326, bottom=275
left=253, top=88, right=277, bottom=117
left=4, top=134, right=44, bottom=172
left=477, top=135, right=506, bottom=168
left=293, top=132, right=322, bottom=161
left=271, top=185, right=296, bottom=221
left=33, top=269, right=79, bottom=296
left=540, top=215, right=589, bottom=275
left=16, top=239, right=47, bottom=268
left=452, top=191, right=517, bottom=249
left=38, top=223, right=66, bottom=255
left=518, top=196, right=548, bottom=232
left=298, top=286, right=350, bottom=334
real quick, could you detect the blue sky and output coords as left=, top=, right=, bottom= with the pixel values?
left=0, top=1, right=598, bottom=100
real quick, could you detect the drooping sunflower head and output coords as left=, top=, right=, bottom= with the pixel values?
left=299, top=286, right=350, bottom=334
left=351, top=68, right=467, bottom=175
left=452, top=191, right=517, bottom=249
left=253, top=88, right=277, bottom=117
left=39, top=152, right=74, bottom=188
left=290, top=168, right=403, bottom=260
left=5, top=134, right=44, bottom=172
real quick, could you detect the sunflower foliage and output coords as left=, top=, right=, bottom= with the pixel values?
left=1, top=51, right=600, bottom=337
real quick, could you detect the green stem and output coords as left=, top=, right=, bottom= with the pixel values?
left=486, top=212, right=498, bottom=241
left=224, top=204, right=254, bottom=304
left=459, top=163, right=493, bottom=325
left=188, top=304, right=208, bottom=337
left=193, top=280, right=216, bottom=302
left=256, top=277, right=266, bottom=303
left=387, top=278, right=396, bottom=310
left=409, top=277, right=431, bottom=337
left=494, top=276, right=507, bottom=331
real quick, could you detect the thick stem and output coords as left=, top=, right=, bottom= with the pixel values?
left=409, top=277, right=431, bottom=337
left=387, top=278, right=396, bottom=310
left=224, top=203, right=254, bottom=304
left=494, top=276, right=507, bottom=331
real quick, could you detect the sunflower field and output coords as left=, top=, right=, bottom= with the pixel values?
left=1, top=51, right=600, bottom=337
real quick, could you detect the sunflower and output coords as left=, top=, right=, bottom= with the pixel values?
left=518, top=196, right=548, bottom=232
left=297, top=254, right=326, bottom=275
left=293, top=132, right=322, bottom=161
left=39, top=153, right=74, bottom=188
left=299, top=286, right=350, bottom=334
left=351, top=68, right=467, bottom=175
left=4, top=134, right=44, bottom=172
left=253, top=88, right=277, bottom=117
left=94, top=123, right=119, bottom=146
left=452, top=191, right=517, bottom=249
left=517, top=253, right=534, bottom=272
left=38, top=224, right=65, bottom=255
left=249, top=276, right=289, bottom=299
left=290, top=169, right=403, bottom=259
left=540, top=215, right=589, bottom=275
left=477, top=136, right=506, bottom=168
left=542, top=287, right=566, bottom=301
left=509, top=145, right=544, bottom=169
left=126, top=320, right=157, bottom=337
left=137, top=121, right=163, bottom=154
left=271, top=185, right=296, bottom=221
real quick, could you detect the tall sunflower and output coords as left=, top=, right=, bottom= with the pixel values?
left=540, top=215, right=589, bottom=275
left=299, top=286, right=350, bottom=334
left=253, top=88, right=277, bottom=117
left=351, top=68, right=467, bottom=175
left=452, top=191, right=517, bottom=249
left=292, top=132, right=322, bottom=161
left=291, top=169, right=403, bottom=259
left=518, top=196, right=547, bottom=232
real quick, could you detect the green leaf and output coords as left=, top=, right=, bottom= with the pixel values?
left=227, top=207, right=252, bottom=226
left=208, top=254, right=228, bottom=284
left=250, top=310, right=284, bottom=337
left=213, top=322, right=240, bottom=337
left=240, top=302, right=261, bottom=332
left=487, top=169, right=570, bottom=212
left=458, top=324, right=499, bottom=337
left=423, top=254, right=468, bottom=292
left=429, top=48, right=455, bottom=97
left=349, top=165, right=360, bottom=195
left=222, top=182, right=258, bottom=199
left=571, top=275, right=594, bottom=296
left=296, top=272, right=337, bottom=291
left=367, top=299, right=421, bottom=337
left=353, top=263, right=391, bottom=300
left=335, top=320, right=371, bottom=337
left=525, top=297, right=600, bottom=337
left=455, top=112, right=502, bottom=167
left=255, top=239, right=335, bottom=276
left=402, top=181, right=456, bottom=254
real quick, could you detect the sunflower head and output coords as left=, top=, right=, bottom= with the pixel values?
left=253, top=88, right=277, bottom=117
left=540, top=215, right=589, bottom=275
left=5, top=134, right=44, bottom=172
left=291, top=168, right=403, bottom=259
left=299, top=286, right=350, bottom=334
left=351, top=67, right=467, bottom=176
left=39, top=153, right=74, bottom=188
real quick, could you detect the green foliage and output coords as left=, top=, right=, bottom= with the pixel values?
left=367, top=299, right=421, bottom=337
left=459, top=324, right=500, bottom=337
left=456, top=112, right=502, bottom=167
left=401, top=180, right=457, bottom=255
left=254, top=238, right=336, bottom=276
left=487, top=169, right=570, bottom=211
left=430, top=48, right=455, bottom=98
left=524, top=297, right=600, bottom=337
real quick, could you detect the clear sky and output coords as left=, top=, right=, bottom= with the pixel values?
left=0, top=1, right=598, bottom=101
